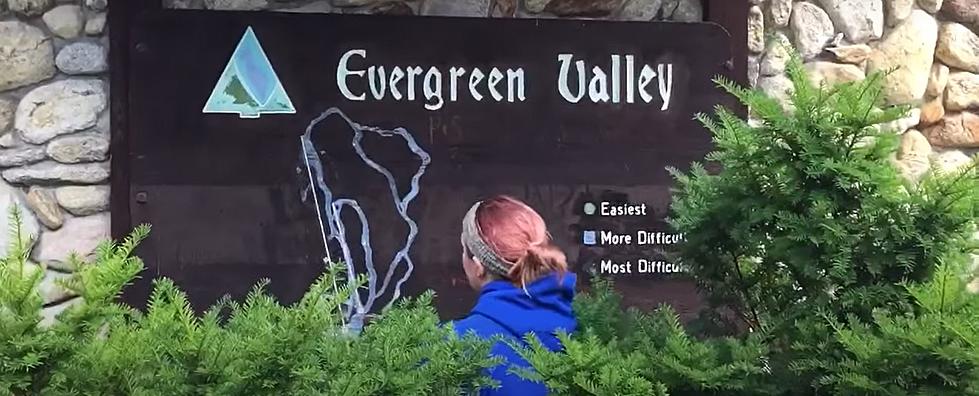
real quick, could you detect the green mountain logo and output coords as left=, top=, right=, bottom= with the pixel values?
left=203, top=26, right=296, bottom=118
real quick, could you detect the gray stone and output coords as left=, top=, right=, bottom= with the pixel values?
left=927, top=63, right=950, bottom=98
left=0, top=21, right=56, bottom=91
left=879, top=108, right=922, bottom=134
left=0, top=179, right=40, bottom=258
left=748, top=55, right=760, bottom=88
left=758, top=75, right=795, bottom=110
left=932, top=149, right=973, bottom=173
left=85, top=0, right=106, bottom=11
left=921, top=96, right=946, bottom=125
left=826, top=44, right=873, bottom=64
left=26, top=186, right=62, bottom=230
left=39, top=271, right=75, bottom=304
left=761, top=32, right=792, bottom=76
left=15, top=80, right=106, bottom=145
left=204, top=0, right=268, bottom=10
left=867, top=10, right=938, bottom=105
left=944, top=72, right=979, bottom=111
left=919, top=0, right=943, bottom=13
left=0, top=134, right=17, bottom=149
left=924, top=111, right=979, bottom=147
left=0, top=145, right=46, bottom=167
left=0, top=98, right=14, bottom=132
left=7, top=0, right=52, bottom=16
left=277, top=1, right=334, bottom=12
left=35, top=212, right=109, bottom=262
left=46, top=133, right=108, bottom=164
left=54, top=185, right=108, bottom=216
left=84, top=12, right=106, bottom=35
left=163, top=0, right=205, bottom=9
left=818, top=0, right=885, bottom=43
left=331, top=0, right=380, bottom=5
left=42, top=5, right=83, bottom=39
left=791, top=2, right=835, bottom=60
left=2, top=161, right=109, bottom=184
left=525, top=0, right=550, bottom=13
left=896, top=129, right=932, bottom=182
left=56, top=42, right=108, bottom=75
left=420, top=0, right=490, bottom=16
left=748, top=6, right=765, bottom=54
left=770, top=0, right=792, bottom=27
left=660, top=0, right=701, bottom=22
left=940, top=0, right=979, bottom=32
left=39, top=297, right=81, bottom=328
left=618, top=0, right=662, bottom=21
left=887, top=0, right=914, bottom=26
left=936, top=23, right=979, bottom=74
left=805, top=61, right=866, bottom=87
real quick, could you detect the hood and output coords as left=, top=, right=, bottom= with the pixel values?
left=471, top=272, right=577, bottom=337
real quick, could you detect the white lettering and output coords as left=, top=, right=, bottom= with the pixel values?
left=449, top=67, right=466, bottom=102
left=423, top=67, right=444, bottom=111
left=557, top=54, right=586, bottom=103
left=507, top=69, right=525, bottom=102
left=406, top=66, right=423, bottom=101
left=488, top=68, right=504, bottom=101
left=611, top=55, right=621, bottom=103
left=367, top=66, right=386, bottom=100
left=469, top=68, right=485, bottom=101
left=659, top=63, right=673, bottom=111
left=389, top=66, right=405, bottom=100
left=337, top=49, right=366, bottom=101
left=638, top=65, right=656, bottom=104
left=588, top=66, right=610, bottom=103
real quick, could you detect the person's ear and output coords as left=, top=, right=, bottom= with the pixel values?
left=471, top=256, right=487, bottom=278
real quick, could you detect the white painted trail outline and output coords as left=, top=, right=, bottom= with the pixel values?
left=300, top=108, right=431, bottom=333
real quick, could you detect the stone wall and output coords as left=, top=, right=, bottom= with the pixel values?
left=0, top=0, right=109, bottom=325
left=748, top=0, right=979, bottom=181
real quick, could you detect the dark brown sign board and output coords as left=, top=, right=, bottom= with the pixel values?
left=116, top=9, right=738, bottom=321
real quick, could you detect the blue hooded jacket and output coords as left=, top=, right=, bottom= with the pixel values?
left=451, top=272, right=577, bottom=396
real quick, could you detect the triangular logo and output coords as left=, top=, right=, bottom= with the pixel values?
left=203, top=26, right=296, bottom=118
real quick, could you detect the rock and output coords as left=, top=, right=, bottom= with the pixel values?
left=204, top=0, right=268, bottom=10
left=0, top=21, right=56, bottom=91
left=791, top=2, right=835, bottom=59
left=940, top=0, right=979, bottom=31
left=771, top=0, right=792, bottom=27
left=85, top=0, right=106, bottom=11
left=936, top=23, right=979, bottom=73
left=45, top=259, right=75, bottom=273
left=39, top=271, right=76, bottom=305
left=2, top=161, right=109, bottom=184
left=896, top=129, right=932, bottom=181
left=26, top=186, right=62, bottom=230
left=163, top=0, right=205, bottom=9
left=887, top=0, right=914, bottom=26
left=35, top=212, right=109, bottom=262
left=55, top=42, right=108, bottom=75
left=0, top=98, right=14, bottom=132
left=932, top=149, right=973, bottom=173
left=761, top=32, right=792, bottom=76
left=84, top=12, right=106, bottom=35
left=944, top=72, right=979, bottom=111
left=331, top=0, right=380, bottom=5
left=748, top=6, right=765, bottom=54
left=524, top=0, right=550, bottom=13
left=618, top=0, right=662, bottom=21
left=420, top=0, right=490, bottom=16
left=42, top=5, right=83, bottom=39
left=879, top=108, right=922, bottom=133
left=867, top=10, right=939, bottom=105
left=0, top=179, right=40, bottom=258
left=7, top=0, right=52, bottom=16
left=924, top=111, right=979, bottom=147
left=490, top=0, right=517, bottom=17
left=826, top=44, right=873, bottom=64
left=805, top=61, right=866, bottom=87
left=920, top=97, right=946, bottom=125
left=660, top=0, right=701, bottom=21
left=927, top=63, right=950, bottom=98
left=0, top=134, right=18, bottom=149
left=818, top=0, right=885, bottom=42
left=919, top=0, right=943, bottom=13
left=758, top=75, right=795, bottom=110
left=45, top=133, right=108, bottom=164
left=39, top=297, right=81, bottom=328
left=277, top=1, right=334, bottom=12
left=54, top=185, right=108, bottom=216
left=0, top=145, right=46, bottom=167
left=15, top=80, right=106, bottom=145
left=364, top=2, right=413, bottom=15
left=540, top=0, right=622, bottom=16
left=748, top=55, right=760, bottom=88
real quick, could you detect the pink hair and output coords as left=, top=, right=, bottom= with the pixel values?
left=475, top=195, right=568, bottom=286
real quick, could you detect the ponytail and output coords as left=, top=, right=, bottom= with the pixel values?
left=509, top=241, right=568, bottom=292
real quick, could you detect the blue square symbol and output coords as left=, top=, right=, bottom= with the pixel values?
left=582, top=230, right=596, bottom=245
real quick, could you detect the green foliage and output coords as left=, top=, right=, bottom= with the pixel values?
left=0, top=207, right=496, bottom=396
left=667, top=51, right=979, bottom=393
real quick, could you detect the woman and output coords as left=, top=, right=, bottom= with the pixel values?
left=452, top=195, right=577, bottom=395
